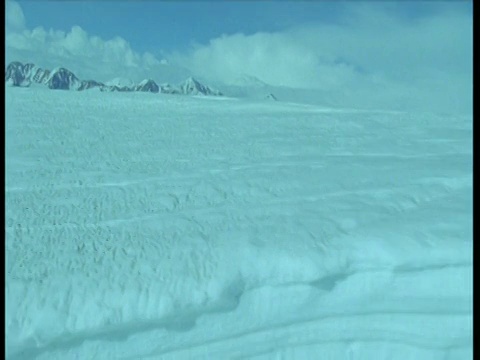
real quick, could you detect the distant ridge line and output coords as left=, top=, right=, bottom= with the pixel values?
left=4, top=61, right=223, bottom=96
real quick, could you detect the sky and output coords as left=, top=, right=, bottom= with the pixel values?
left=5, top=0, right=473, bottom=113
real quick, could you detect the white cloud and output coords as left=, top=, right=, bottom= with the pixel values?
left=4, top=1, right=185, bottom=82
left=5, top=0, right=25, bottom=31
left=171, top=3, right=472, bottom=113
left=6, top=25, right=159, bottom=81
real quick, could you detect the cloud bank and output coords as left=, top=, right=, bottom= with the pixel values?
left=171, top=3, right=472, bottom=113
left=5, top=1, right=190, bottom=82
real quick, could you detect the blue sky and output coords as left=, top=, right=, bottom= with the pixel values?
left=14, top=1, right=472, bottom=55
left=16, top=1, right=346, bottom=54
left=6, top=0, right=473, bottom=113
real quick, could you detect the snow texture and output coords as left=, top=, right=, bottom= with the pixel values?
left=5, top=87, right=472, bottom=359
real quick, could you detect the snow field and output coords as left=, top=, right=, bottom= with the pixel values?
left=5, top=87, right=472, bottom=359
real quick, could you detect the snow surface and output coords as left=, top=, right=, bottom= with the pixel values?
left=5, top=86, right=473, bottom=359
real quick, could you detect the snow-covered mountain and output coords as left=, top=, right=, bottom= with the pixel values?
left=178, top=77, right=223, bottom=96
left=159, top=83, right=181, bottom=95
left=134, top=79, right=160, bottom=93
left=5, top=62, right=81, bottom=90
left=46, top=67, right=83, bottom=90
left=231, top=73, right=268, bottom=87
left=100, top=85, right=134, bottom=93
left=105, top=77, right=135, bottom=88
left=5, top=62, right=29, bottom=87
left=157, top=78, right=222, bottom=96
left=5, top=61, right=223, bottom=97
left=5, top=61, right=50, bottom=87
left=79, top=80, right=105, bottom=91
left=23, top=63, right=51, bottom=85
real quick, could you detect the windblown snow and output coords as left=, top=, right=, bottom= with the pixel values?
left=5, top=87, right=472, bottom=359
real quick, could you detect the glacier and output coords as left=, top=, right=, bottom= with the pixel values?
left=5, top=86, right=472, bottom=359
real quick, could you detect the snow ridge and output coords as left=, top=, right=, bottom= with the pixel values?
left=105, top=78, right=135, bottom=88
left=5, top=61, right=222, bottom=96
left=5, top=62, right=50, bottom=87
left=178, top=77, right=223, bottom=96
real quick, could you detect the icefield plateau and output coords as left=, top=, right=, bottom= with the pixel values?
left=5, top=87, right=473, bottom=359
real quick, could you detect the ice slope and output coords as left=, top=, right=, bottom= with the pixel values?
left=5, top=87, right=473, bottom=359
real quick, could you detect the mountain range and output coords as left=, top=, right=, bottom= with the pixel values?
left=5, top=61, right=223, bottom=96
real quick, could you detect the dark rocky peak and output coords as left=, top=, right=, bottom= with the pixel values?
left=5, top=61, right=29, bottom=86
left=134, top=79, right=159, bottom=93
left=47, top=67, right=81, bottom=90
